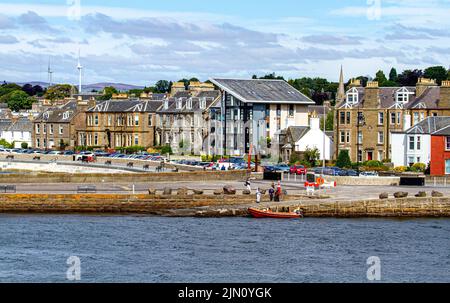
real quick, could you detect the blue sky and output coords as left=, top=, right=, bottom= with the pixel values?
left=0, top=0, right=449, bottom=86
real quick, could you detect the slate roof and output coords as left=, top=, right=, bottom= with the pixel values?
left=87, top=100, right=163, bottom=113
left=308, top=105, right=332, bottom=116
left=151, top=93, right=168, bottom=100
left=337, top=86, right=444, bottom=109
left=287, top=126, right=310, bottom=142
left=172, top=91, right=191, bottom=99
left=433, top=125, right=450, bottom=136
left=0, top=119, right=11, bottom=131
left=0, top=117, right=32, bottom=132
left=405, top=116, right=450, bottom=134
left=209, top=78, right=314, bottom=104
left=196, top=90, right=221, bottom=100
left=34, top=101, right=78, bottom=123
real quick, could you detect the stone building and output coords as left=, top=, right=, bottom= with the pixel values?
left=334, top=78, right=450, bottom=163
left=0, top=116, right=33, bottom=148
left=156, top=91, right=221, bottom=155
left=32, top=98, right=93, bottom=150
left=84, top=99, right=162, bottom=149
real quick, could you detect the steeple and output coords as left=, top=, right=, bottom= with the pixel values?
left=337, top=65, right=345, bottom=103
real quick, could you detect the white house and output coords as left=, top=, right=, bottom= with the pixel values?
left=0, top=117, right=33, bottom=148
left=391, top=116, right=450, bottom=167
left=282, top=112, right=334, bottom=162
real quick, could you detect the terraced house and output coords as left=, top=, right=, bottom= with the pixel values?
left=84, top=99, right=163, bottom=149
left=33, top=98, right=92, bottom=150
left=156, top=91, right=221, bottom=154
left=334, top=78, right=450, bottom=163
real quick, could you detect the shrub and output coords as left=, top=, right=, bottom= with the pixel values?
left=336, top=150, right=351, bottom=168
left=160, top=145, right=173, bottom=155
left=289, top=152, right=301, bottom=166
left=394, top=166, right=408, bottom=173
left=409, top=163, right=426, bottom=172
left=363, top=160, right=383, bottom=167
left=21, top=142, right=28, bottom=149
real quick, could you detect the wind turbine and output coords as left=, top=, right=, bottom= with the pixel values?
left=77, top=49, right=83, bottom=94
left=47, top=57, right=53, bottom=88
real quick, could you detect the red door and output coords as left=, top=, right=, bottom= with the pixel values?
left=367, top=151, right=373, bottom=161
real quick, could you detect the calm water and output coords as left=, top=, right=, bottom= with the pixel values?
left=0, top=215, right=449, bottom=283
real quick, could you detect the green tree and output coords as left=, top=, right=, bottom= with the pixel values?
left=336, top=150, right=352, bottom=168
left=375, top=70, right=388, bottom=86
left=44, top=84, right=74, bottom=101
left=389, top=68, right=398, bottom=83
left=155, top=80, right=171, bottom=93
left=6, top=90, right=34, bottom=111
left=98, top=86, right=119, bottom=100
left=423, top=66, right=448, bottom=85
left=21, top=142, right=28, bottom=149
left=320, top=110, right=334, bottom=131
left=161, top=145, right=173, bottom=155
left=303, top=146, right=320, bottom=166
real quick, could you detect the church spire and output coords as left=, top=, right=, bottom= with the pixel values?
left=337, top=65, right=345, bottom=103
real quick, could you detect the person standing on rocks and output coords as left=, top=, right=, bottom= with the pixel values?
left=256, top=188, right=261, bottom=203
left=268, top=187, right=275, bottom=201
left=245, top=178, right=251, bottom=193
left=275, top=181, right=282, bottom=202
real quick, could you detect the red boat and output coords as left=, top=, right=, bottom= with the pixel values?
left=248, top=207, right=303, bottom=219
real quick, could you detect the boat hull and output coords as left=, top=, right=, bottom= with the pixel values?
left=248, top=208, right=302, bottom=219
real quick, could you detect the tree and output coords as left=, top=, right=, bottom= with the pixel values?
left=389, top=68, right=398, bottom=83
left=155, top=80, right=171, bottom=93
left=336, top=150, right=352, bottom=168
left=44, top=84, right=74, bottom=101
left=6, top=90, right=34, bottom=111
left=397, top=69, right=423, bottom=86
left=303, top=146, right=320, bottom=166
left=320, top=110, right=334, bottom=131
left=98, top=86, right=118, bottom=100
left=375, top=70, right=388, bottom=86
left=423, top=66, right=448, bottom=85
left=21, top=142, right=28, bottom=149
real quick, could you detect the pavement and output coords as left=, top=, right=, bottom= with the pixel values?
left=4, top=180, right=449, bottom=200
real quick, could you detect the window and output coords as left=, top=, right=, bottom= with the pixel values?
left=446, top=160, right=450, bottom=175
left=358, top=150, right=363, bottom=162
left=134, top=114, right=139, bottom=126
left=289, top=104, right=294, bottom=117
left=200, top=98, right=206, bottom=110
left=391, top=113, right=396, bottom=124
left=164, top=100, right=169, bottom=110
left=36, top=138, right=40, bottom=148
left=409, top=136, right=415, bottom=150
left=43, top=124, right=46, bottom=134
left=148, top=114, right=153, bottom=126
left=396, top=90, right=409, bottom=103
left=134, top=135, right=139, bottom=145
left=413, top=113, right=419, bottom=125
left=417, top=136, right=421, bottom=150
left=420, top=112, right=425, bottom=122
left=35, top=124, right=40, bottom=134
left=346, top=88, right=358, bottom=105
left=446, top=136, right=450, bottom=151
left=127, top=115, right=132, bottom=126
left=276, top=105, right=281, bottom=117
left=397, top=112, right=401, bottom=124
left=378, top=131, right=384, bottom=144
left=94, top=133, right=98, bottom=145
left=186, top=99, right=192, bottom=109
left=378, top=112, right=384, bottom=125
left=346, top=132, right=350, bottom=143
left=107, top=115, right=112, bottom=126
left=176, top=99, right=182, bottom=110
left=340, top=112, right=345, bottom=124
left=94, top=115, right=99, bottom=126
left=358, top=131, right=363, bottom=144
left=378, top=151, right=383, bottom=161
left=340, top=131, right=345, bottom=143
left=59, top=125, right=63, bottom=135
left=408, top=157, right=414, bottom=166
left=49, top=124, right=53, bottom=134
left=346, top=112, right=351, bottom=124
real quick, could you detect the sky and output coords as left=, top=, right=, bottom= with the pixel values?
left=0, top=0, right=449, bottom=86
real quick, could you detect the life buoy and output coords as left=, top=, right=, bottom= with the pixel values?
left=316, top=177, right=325, bottom=185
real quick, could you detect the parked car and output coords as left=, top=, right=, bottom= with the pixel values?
left=263, top=165, right=277, bottom=172
left=274, top=164, right=291, bottom=172
left=290, top=165, right=307, bottom=175
left=346, top=169, right=359, bottom=177
left=360, top=171, right=379, bottom=177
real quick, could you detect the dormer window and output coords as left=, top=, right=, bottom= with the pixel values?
left=186, top=98, right=192, bottom=110
left=164, top=100, right=169, bottom=110
left=199, top=98, right=206, bottom=110
left=176, top=98, right=182, bottom=110
left=346, top=88, right=359, bottom=105
left=62, top=111, right=69, bottom=120
left=396, top=87, right=410, bottom=104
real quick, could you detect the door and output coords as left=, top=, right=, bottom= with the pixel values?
left=367, top=151, right=373, bottom=161
left=446, top=159, right=450, bottom=175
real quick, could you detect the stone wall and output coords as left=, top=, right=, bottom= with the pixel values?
left=324, top=176, right=400, bottom=186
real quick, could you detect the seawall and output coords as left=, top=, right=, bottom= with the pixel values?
left=0, top=193, right=449, bottom=218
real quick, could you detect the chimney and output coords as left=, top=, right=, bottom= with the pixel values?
left=403, top=110, right=411, bottom=131
left=310, top=111, right=320, bottom=130
left=349, top=78, right=362, bottom=88
left=416, top=77, right=437, bottom=98
left=439, top=80, right=450, bottom=108
left=364, top=81, right=380, bottom=108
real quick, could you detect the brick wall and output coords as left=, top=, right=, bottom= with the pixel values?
left=431, top=135, right=450, bottom=176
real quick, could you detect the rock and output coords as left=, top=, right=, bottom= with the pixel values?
left=162, top=187, right=172, bottom=195
left=223, top=186, right=236, bottom=195
left=148, top=188, right=156, bottom=195
left=432, top=190, right=444, bottom=197
left=214, top=189, right=223, bottom=195
left=178, top=187, right=189, bottom=195
left=379, top=192, right=389, bottom=199
left=394, top=191, right=408, bottom=198
left=242, top=189, right=251, bottom=195
left=415, top=191, right=427, bottom=198
left=193, top=189, right=204, bottom=195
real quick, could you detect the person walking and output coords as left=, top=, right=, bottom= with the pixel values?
left=275, top=181, right=282, bottom=202
left=256, top=188, right=261, bottom=203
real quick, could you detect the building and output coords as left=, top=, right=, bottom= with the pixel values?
left=0, top=117, right=33, bottom=148
left=156, top=91, right=221, bottom=155
left=334, top=78, right=450, bottom=163
left=209, top=78, right=314, bottom=156
left=85, top=99, right=162, bottom=149
left=280, top=112, right=334, bottom=162
left=391, top=116, right=450, bottom=168
left=430, top=124, right=450, bottom=176
left=33, top=98, right=93, bottom=150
